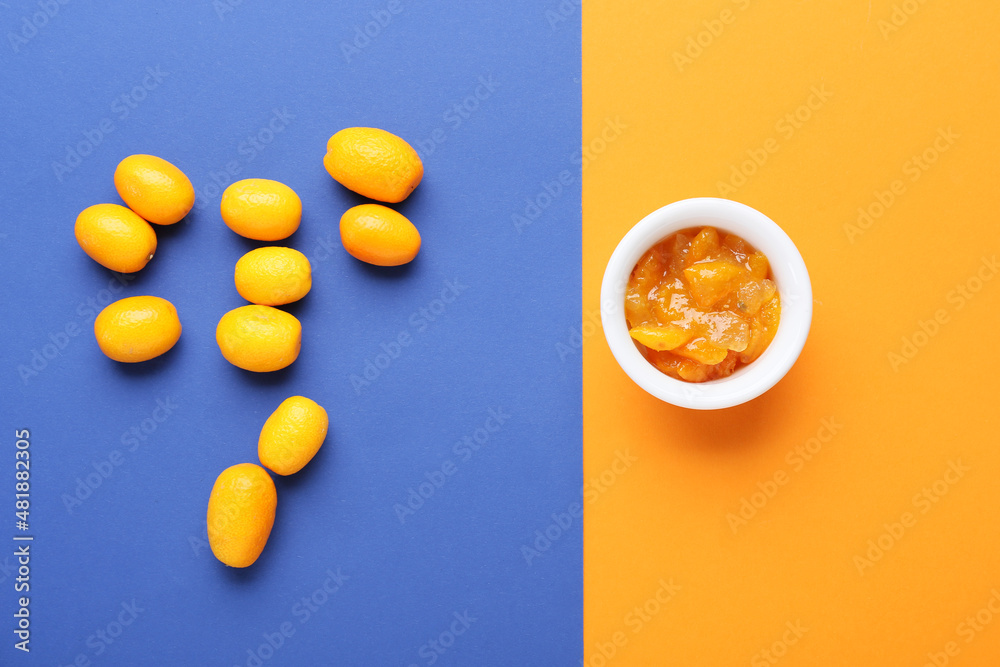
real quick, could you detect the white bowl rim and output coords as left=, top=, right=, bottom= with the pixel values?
left=599, top=197, right=812, bottom=410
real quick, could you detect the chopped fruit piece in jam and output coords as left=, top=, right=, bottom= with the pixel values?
left=683, top=259, right=747, bottom=308
left=628, top=324, right=693, bottom=351
left=748, top=251, right=770, bottom=280
left=686, top=227, right=719, bottom=266
left=723, top=233, right=749, bottom=257
left=672, top=336, right=729, bottom=365
left=625, top=226, right=781, bottom=383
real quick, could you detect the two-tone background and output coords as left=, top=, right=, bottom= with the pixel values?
left=3, top=1, right=1000, bottom=665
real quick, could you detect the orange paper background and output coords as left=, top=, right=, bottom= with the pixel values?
left=583, top=1, right=1000, bottom=665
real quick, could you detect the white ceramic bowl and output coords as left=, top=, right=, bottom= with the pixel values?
left=600, top=198, right=812, bottom=410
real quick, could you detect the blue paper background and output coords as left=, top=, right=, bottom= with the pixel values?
left=0, top=1, right=581, bottom=664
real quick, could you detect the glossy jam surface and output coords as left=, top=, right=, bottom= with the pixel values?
left=625, top=227, right=781, bottom=383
